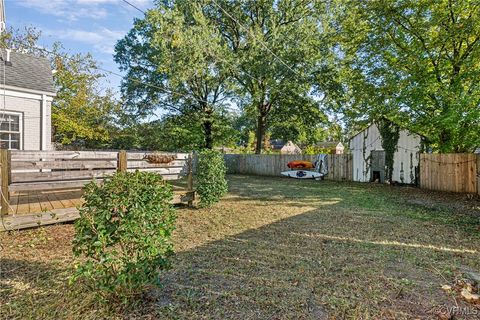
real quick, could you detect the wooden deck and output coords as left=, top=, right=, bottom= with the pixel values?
left=0, top=189, right=83, bottom=231
left=8, top=189, right=84, bottom=215
left=0, top=150, right=195, bottom=231
left=0, top=187, right=194, bottom=231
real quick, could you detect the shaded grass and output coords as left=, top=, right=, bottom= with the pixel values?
left=1, top=175, right=479, bottom=319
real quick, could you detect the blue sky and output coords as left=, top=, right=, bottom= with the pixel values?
left=6, top=0, right=154, bottom=93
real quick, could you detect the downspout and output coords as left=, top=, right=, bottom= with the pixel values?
left=41, top=94, right=47, bottom=150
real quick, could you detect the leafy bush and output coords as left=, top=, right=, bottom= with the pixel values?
left=71, top=171, right=176, bottom=302
left=304, top=145, right=333, bottom=155
left=196, top=150, right=228, bottom=207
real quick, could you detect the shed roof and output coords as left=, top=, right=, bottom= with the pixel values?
left=0, top=49, right=55, bottom=94
left=349, top=120, right=426, bottom=141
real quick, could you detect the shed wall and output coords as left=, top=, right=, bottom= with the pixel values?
left=349, top=124, right=421, bottom=183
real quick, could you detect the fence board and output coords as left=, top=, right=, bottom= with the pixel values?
left=126, top=152, right=189, bottom=160
left=127, top=160, right=186, bottom=169
left=11, top=169, right=118, bottom=183
left=12, top=160, right=118, bottom=170
left=11, top=151, right=119, bottom=160
left=9, top=180, right=103, bottom=192
left=419, top=153, right=477, bottom=194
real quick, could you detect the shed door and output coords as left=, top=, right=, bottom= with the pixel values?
left=370, top=150, right=385, bottom=183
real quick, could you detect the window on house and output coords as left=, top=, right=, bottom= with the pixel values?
left=0, top=112, right=22, bottom=150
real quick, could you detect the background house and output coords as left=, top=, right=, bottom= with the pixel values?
left=349, top=123, right=422, bottom=184
left=0, top=49, right=55, bottom=150
left=270, top=139, right=285, bottom=151
left=314, top=141, right=345, bottom=154
left=280, top=141, right=302, bottom=154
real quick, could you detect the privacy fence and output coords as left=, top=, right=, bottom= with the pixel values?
left=224, top=154, right=353, bottom=181
left=225, top=153, right=480, bottom=195
left=419, top=153, right=479, bottom=194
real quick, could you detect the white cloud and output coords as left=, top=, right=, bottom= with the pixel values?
left=44, top=27, right=125, bottom=54
left=16, top=0, right=152, bottom=21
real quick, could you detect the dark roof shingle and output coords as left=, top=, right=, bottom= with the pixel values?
left=0, top=50, right=55, bottom=94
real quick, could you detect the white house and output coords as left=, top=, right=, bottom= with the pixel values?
left=0, top=49, right=55, bottom=150
left=349, top=123, right=422, bottom=184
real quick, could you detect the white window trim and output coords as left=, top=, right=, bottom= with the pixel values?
left=0, top=110, right=23, bottom=150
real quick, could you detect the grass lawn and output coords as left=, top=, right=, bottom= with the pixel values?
left=1, top=175, right=480, bottom=319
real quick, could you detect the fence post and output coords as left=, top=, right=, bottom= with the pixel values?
left=117, top=150, right=127, bottom=173
left=187, top=153, right=194, bottom=207
left=0, top=149, right=11, bottom=215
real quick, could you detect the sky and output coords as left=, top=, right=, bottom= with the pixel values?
left=6, top=0, right=154, bottom=93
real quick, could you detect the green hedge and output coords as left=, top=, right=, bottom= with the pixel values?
left=71, top=171, right=176, bottom=303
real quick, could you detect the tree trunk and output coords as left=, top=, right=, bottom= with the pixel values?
left=255, top=113, right=267, bottom=154
left=203, top=119, right=213, bottom=149
left=438, top=128, right=452, bottom=153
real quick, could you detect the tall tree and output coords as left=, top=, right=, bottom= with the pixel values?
left=115, top=1, right=232, bottom=149
left=209, top=0, right=328, bottom=153
left=333, top=0, right=480, bottom=152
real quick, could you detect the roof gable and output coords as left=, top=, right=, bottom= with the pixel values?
left=0, top=50, right=55, bottom=94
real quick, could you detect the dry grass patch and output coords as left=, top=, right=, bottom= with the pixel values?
left=1, top=175, right=479, bottom=319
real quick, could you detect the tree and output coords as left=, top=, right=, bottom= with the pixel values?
left=52, top=53, right=120, bottom=147
left=269, top=95, right=329, bottom=145
left=333, top=0, right=480, bottom=152
left=115, top=1, right=232, bottom=149
left=209, top=0, right=329, bottom=153
left=0, top=26, right=43, bottom=55
left=111, top=111, right=238, bottom=151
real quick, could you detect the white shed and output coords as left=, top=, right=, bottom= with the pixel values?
left=349, top=123, right=422, bottom=184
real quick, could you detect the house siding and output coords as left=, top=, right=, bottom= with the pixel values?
left=349, top=124, right=421, bottom=183
left=0, top=94, right=52, bottom=150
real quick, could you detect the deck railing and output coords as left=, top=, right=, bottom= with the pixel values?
left=0, top=149, right=194, bottom=215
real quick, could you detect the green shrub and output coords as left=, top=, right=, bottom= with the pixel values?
left=196, top=150, right=228, bottom=207
left=304, top=145, right=333, bottom=155
left=71, top=171, right=176, bottom=302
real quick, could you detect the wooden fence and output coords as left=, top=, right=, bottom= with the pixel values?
left=0, top=150, right=194, bottom=216
left=224, top=154, right=353, bottom=181
left=419, top=153, right=479, bottom=194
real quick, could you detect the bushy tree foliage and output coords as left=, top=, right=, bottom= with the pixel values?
left=115, top=1, right=232, bottom=149
left=332, top=0, right=480, bottom=152
left=52, top=54, right=120, bottom=147
left=112, top=112, right=238, bottom=151
left=209, top=0, right=331, bottom=153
